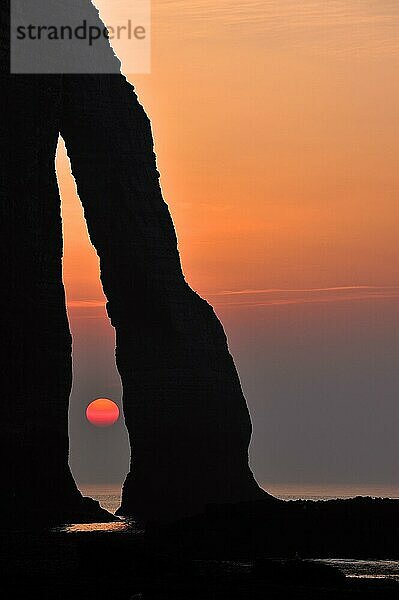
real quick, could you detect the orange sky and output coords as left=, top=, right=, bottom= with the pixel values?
left=59, top=0, right=399, bottom=307
left=60, top=2, right=399, bottom=487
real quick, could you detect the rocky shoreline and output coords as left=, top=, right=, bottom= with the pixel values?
left=2, top=528, right=398, bottom=599
left=146, top=496, right=399, bottom=559
left=2, top=496, right=399, bottom=599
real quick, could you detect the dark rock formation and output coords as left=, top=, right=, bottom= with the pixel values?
left=147, top=496, right=399, bottom=559
left=1, top=2, right=117, bottom=525
left=253, top=558, right=346, bottom=587
left=2, top=526, right=399, bottom=599
left=1, top=1, right=267, bottom=523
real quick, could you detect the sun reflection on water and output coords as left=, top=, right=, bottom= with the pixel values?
left=56, top=520, right=131, bottom=533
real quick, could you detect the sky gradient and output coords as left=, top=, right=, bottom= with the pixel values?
left=57, top=1, right=399, bottom=491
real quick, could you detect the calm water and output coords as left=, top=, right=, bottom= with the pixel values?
left=79, top=484, right=122, bottom=514
left=66, top=483, right=399, bottom=582
left=312, top=559, right=399, bottom=582
left=266, top=483, right=399, bottom=502
left=78, top=483, right=399, bottom=515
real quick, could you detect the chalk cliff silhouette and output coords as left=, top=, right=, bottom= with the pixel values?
left=1, top=1, right=268, bottom=523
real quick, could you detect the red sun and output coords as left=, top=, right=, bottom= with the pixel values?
left=86, top=398, right=120, bottom=427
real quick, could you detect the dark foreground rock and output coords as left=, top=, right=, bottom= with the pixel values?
left=1, top=528, right=398, bottom=600
left=146, top=496, right=399, bottom=559
left=1, top=494, right=117, bottom=530
left=253, top=558, right=346, bottom=586
left=3, top=496, right=398, bottom=599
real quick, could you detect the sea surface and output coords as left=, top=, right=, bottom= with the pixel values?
left=78, top=482, right=399, bottom=515
left=71, top=483, right=399, bottom=582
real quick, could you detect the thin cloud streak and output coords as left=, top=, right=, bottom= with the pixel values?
left=66, top=286, right=399, bottom=311
left=67, top=300, right=105, bottom=308
left=156, top=1, right=399, bottom=55
left=209, top=285, right=396, bottom=296
left=204, top=285, right=399, bottom=308
left=158, top=0, right=399, bottom=27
